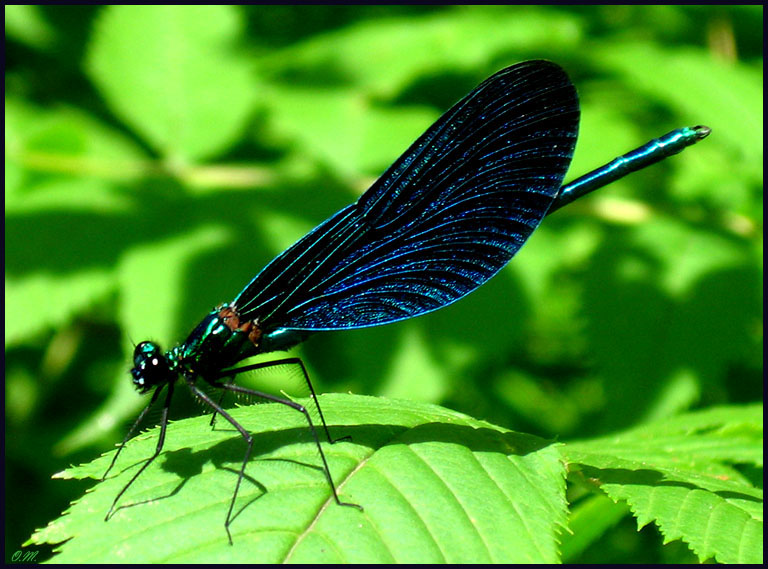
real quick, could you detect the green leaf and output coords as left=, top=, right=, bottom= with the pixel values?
left=5, top=4, right=55, bottom=50
left=262, top=84, right=439, bottom=178
left=5, top=266, right=116, bottom=347
left=565, top=404, right=763, bottom=564
left=259, top=7, right=582, bottom=98
left=595, top=44, right=763, bottom=166
left=560, top=493, right=630, bottom=562
left=30, top=395, right=567, bottom=563
left=86, top=6, right=254, bottom=162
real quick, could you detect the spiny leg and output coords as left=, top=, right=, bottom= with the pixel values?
left=102, top=385, right=164, bottom=481
left=105, top=382, right=175, bottom=520
left=191, top=380, right=361, bottom=545
left=218, top=381, right=360, bottom=511
left=213, top=357, right=350, bottom=444
left=186, top=383, right=252, bottom=546
left=209, top=376, right=235, bottom=428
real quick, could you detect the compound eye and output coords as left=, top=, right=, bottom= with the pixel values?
left=131, top=341, right=171, bottom=392
left=134, top=341, right=162, bottom=367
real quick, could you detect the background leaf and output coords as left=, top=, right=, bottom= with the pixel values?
left=86, top=5, right=254, bottom=162
left=565, top=405, right=763, bottom=564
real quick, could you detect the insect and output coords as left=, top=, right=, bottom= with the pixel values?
left=102, top=60, right=709, bottom=544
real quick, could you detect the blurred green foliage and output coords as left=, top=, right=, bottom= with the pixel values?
left=5, top=5, right=762, bottom=563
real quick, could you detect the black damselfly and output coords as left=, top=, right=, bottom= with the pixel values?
left=102, top=60, right=710, bottom=544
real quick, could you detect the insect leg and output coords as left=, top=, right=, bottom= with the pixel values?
left=105, top=381, right=175, bottom=520
left=190, top=380, right=361, bottom=545
left=213, top=357, right=349, bottom=444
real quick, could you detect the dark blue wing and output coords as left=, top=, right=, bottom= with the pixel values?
left=233, top=60, right=579, bottom=331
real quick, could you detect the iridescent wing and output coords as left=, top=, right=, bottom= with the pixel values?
left=234, top=60, right=579, bottom=331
